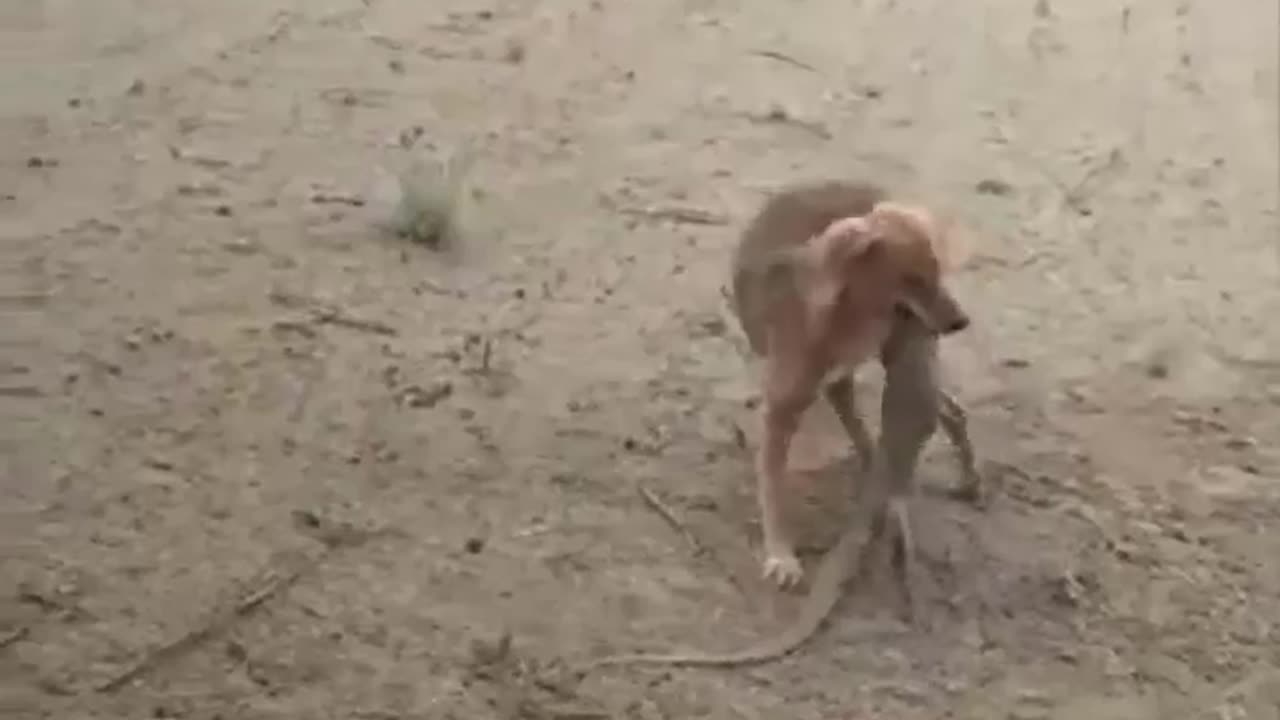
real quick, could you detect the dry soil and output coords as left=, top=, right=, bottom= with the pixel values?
left=2, top=1, right=1279, bottom=718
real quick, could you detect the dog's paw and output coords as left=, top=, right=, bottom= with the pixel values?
left=762, top=553, right=804, bottom=589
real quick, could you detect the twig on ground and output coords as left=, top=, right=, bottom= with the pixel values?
left=1059, top=147, right=1124, bottom=211
left=1209, top=667, right=1280, bottom=711
left=542, top=709, right=611, bottom=720
left=750, top=49, right=820, bottom=73
left=0, top=626, right=30, bottom=649
left=737, top=107, right=833, bottom=140
left=267, top=289, right=317, bottom=310
left=637, top=485, right=707, bottom=556
left=636, top=485, right=760, bottom=604
left=989, top=124, right=1123, bottom=214
left=616, top=205, right=730, bottom=226
left=94, top=526, right=396, bottom=694
left=313, top=307, right=399, bottom=337
left=268, top=289, right=399, bottom=337
left=309, top=190, right=366, bottom=207
left=94, top=558, right=309, bottom=693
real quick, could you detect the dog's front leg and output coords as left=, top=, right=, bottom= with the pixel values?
left=756, top=396, right=806, bottom=588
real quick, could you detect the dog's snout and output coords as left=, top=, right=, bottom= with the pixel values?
left=943, top=314, right=970, bottom=335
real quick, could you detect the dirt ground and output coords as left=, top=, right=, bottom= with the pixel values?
left=2, top=0, right=1279, bottom=718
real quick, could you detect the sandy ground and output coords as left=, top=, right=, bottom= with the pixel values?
left=2, top=0, right=1279, bottom=718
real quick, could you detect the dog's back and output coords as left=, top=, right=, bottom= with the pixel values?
left=731, top=181, right=888, bottom=354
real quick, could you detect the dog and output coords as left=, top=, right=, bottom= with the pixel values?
left=730, top=180, right=971, bottom=587
left=579, top=181, right=983, bottom=671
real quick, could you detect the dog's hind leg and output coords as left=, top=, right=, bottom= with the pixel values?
left=937, top=390, right=984, bottom=506
left=824, top=374, right=875, bottom=475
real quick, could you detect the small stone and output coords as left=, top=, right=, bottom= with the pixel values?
left=469, top=629, right=512, bottom=668
left=292, top=509, right=323, bottom=530
left=502, top=40, right=526, bottom=64
left=400, top=381, right=453, bottom=408
left=1223, top=436, right=1256, bottom=451
left=464, top=537, right=485, bottom=554
left=177, top=181, right=224, bottom=197
left=975, top=178, right=1014, bottom=196
left=223, top=236, right=257, bottom=254
left=698, top=316, right=727, bottom=337
left=224, top=640, right=248, bottom=663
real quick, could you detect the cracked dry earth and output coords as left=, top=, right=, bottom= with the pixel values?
left=2, top=0, right=1278, bottom=718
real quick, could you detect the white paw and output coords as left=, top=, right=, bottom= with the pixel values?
left=762, top=553, right=804, bottom=588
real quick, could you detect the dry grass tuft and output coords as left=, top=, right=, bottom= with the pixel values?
left=388, top=148, right=472, bottom=250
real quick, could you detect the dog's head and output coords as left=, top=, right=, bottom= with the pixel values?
left=801, top=202, right=970, bottom=335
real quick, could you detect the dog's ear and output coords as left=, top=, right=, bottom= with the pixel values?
left=799, top=216, right=886, bottom=332
left=760, top=215, right=882, bottom=276
left=755, top=217, right=875, bottom=289
left=754, top=216, right=887, bottom=339
left=813, top=216, right=882, bottom=269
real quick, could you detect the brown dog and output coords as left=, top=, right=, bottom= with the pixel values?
left=580, top=181, right=983, bottom=671
left=731, top=181, right=970, bottom=587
